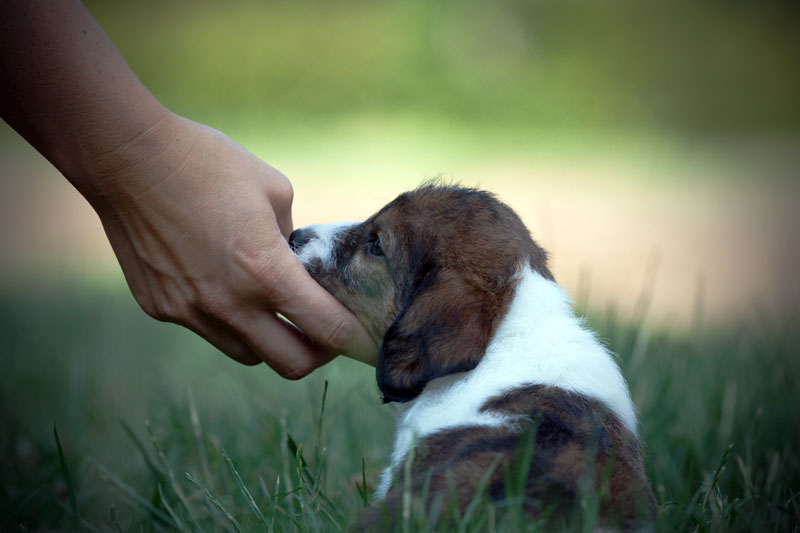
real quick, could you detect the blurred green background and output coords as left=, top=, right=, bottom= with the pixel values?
left=2, top=0, right=799, bottom=530
left=96, top=0, right=800, bottom=135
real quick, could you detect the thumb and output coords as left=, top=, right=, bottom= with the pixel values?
left=267, top=248, right=378, bottom=365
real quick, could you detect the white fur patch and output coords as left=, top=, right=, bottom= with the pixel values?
left=375, top=266, right=637, bottom=499
left=292, top=222, right=355, bottom=267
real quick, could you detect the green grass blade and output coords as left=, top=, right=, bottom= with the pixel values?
left=356, top=457, right=369, bottom=507
left=53, top=500, right=102, bottom=533
left=270, top=476, right=280, bottom=532
left=187, top=389, right=212, bottom=486
left=109, top=504, right=123, bottom=533
left=316, top=380, right=329, bottom=449
left=53, top=423, right=81, bottom=532
left=703, top=443, right=734, bottom=508
left=401, top=444, right=416, bottom=533
left=286, top=433, right=309, bottom=478
left=220, top=444, right=270, bottom=528
left=118, top=419, right=163, bottom=480
left=186, top=472, right=243, bottom=533
left=459, top=454, right=503, bottom=533
left=513, top=426, right=536, bottom=498
left=157, top=483, right=185, bottom=531
left=3, top=483, right=50, bottom=531
left=145, top=420, right=202, bottom=531
left=257, top=475, right=276, bottom=533
left=92, top=461, right=176, bottom=527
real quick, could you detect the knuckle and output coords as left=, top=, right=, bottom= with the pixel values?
left=139, top=299, right=161, bottom=320
left=148, top=302, right=171, bottom=322
left=194, top=288, right=233, bottom=318
left=129, top=286, right=161, bottom=320
left=323, top=316, right=355, bottom=354
left=143, top=290, right=191, bottom=325
left=233, top=247, right=288, bottom=305
left=272, top=173, right=294, bottom=205
left=154, top=299, right=185, bottom=324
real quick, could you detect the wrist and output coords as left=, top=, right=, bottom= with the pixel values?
left=67, top=105, right=184, bottom=206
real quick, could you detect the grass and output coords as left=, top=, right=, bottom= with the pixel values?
left=1, top=276, right=798, bottom=531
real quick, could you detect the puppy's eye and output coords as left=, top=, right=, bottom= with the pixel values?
left=365, top=233, right=384, bottom=258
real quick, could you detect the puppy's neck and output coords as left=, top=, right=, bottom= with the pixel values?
left=377, top=266, right=637, bottom=499
left=401, top=266, right=636, bottom=432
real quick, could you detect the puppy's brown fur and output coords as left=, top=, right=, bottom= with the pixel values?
left=359, top=385, right=655, bottom=530
left=302, top=186, right=552, bottom=402
left=292, top=185, right=656, bottom=529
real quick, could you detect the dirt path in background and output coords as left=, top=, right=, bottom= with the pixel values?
left=2, top=141, right=798, bottom=329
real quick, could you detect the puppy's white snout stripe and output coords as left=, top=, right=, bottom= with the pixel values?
left=291, top=222, right=356, bottom=268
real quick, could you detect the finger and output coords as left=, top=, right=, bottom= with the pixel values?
left=233, top=309, right=336, bottom=379
left=267, top=251, right=379, bottom=365
left=184, top=312, right=264, bottom=366
left=264, top=168, right=294, bottom=239
left=273, top=195, right=293, bottom=239
left=110, top=232, right=264, bottom=367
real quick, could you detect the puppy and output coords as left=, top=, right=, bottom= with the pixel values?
left=290, top=185, right=656, bottom=529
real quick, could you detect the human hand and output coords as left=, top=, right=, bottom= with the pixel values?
left=1, top=1, right=376, bottom=376
left=82, top=112, right=378, bottom=377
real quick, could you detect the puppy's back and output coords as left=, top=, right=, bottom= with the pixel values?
left=357, top=385, right=656, bottom=531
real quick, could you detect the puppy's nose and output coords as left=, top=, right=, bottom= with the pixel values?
left=289, top=227, right=315, bottom=253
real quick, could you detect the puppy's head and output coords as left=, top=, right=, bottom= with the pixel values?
left=290, top=185, right=552, bottom=403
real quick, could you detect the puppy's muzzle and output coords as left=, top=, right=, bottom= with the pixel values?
left=288, top=228, right=317, bottom=254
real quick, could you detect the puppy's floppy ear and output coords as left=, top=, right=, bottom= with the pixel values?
left=377, top=258, right=508, bottom=403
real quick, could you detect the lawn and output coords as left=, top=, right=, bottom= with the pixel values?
left=1, top=275, right=798, bottom=531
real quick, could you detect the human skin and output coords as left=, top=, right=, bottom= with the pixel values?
left=0, top=0, right=378, bottom=377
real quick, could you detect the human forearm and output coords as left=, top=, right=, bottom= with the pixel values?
left=0, top=0, right=167, bottom=198
left=0, top=0, right=378, bottom=372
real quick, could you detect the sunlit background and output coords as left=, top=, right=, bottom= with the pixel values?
left=3, top=0, right=798, bottom=325
left=2, top=0, right=799, bottom=528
